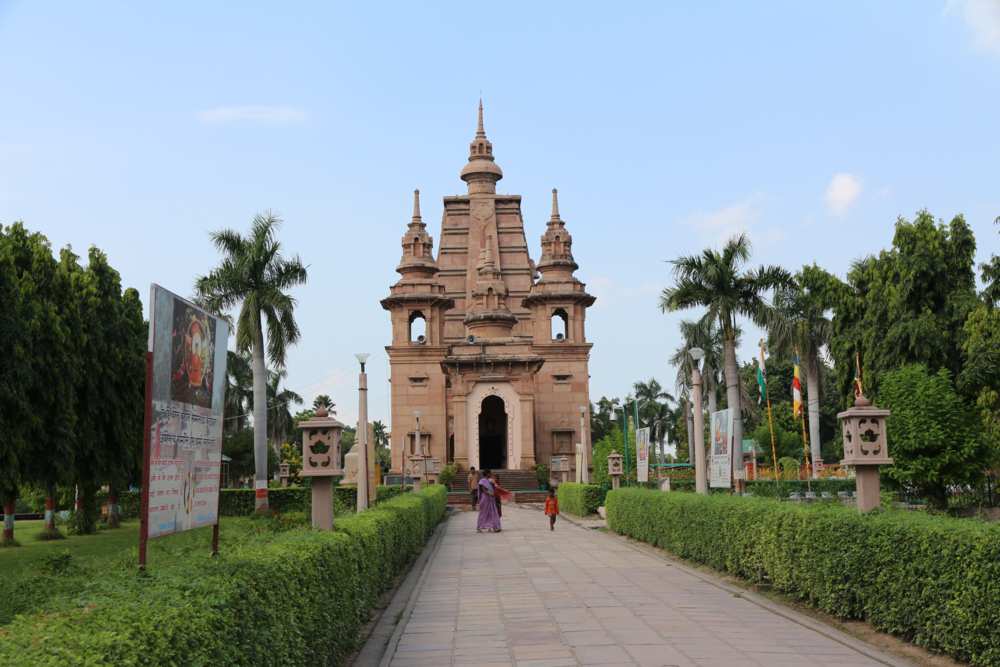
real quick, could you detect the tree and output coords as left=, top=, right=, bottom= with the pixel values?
left=312, top=394, right=336, bottom=414
left=196, top=213, right=307, bottom=513
left=661, top=233, right=792, bottom=481
left=828, top=211, right=978, bottom=401
left=878, top=364, right=989, bottom=508
left=265, top=368, right=302, bottom=464
left=590, top=396, right=620, bottom=444
left=372, top=420, right=390, bottom=472
left=224, top=351, right=253, bottom=435
left=767, top=265, right=834, bottom=473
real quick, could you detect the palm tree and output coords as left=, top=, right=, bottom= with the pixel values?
left=196, top=212, right=307, bottom=512
left=767, top=265, right=833, bottom=476
left=668, top=339, right=697, bottom=464
left=632, top=378, right=673, bottom=428
left=661, top=233, right=791, bottom=482
left=313, top=394, right=336, bottom=414
left=646, top=400, right=675, bottom=463
left=224, top=350, right=253, bottom=434
left=266, top=369, right=303, bottom=460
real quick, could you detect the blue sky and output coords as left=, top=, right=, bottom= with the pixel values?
left=2, top=2, right=999, bottom=426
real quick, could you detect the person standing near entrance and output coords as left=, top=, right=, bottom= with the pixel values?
left=468, top=466, right=480, bottom=509
left=477, top=470, right=501, bottom=532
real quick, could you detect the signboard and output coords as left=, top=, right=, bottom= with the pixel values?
left=143, top=285, right=229, bottom=541
left=635, top=427, right=650, bottom=483
left=709, top=409, right=734, bottom=488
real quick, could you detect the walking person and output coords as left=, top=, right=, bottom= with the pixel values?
left=477, top=470, right=501, bottom=533
left=544, top=488, right=559, bottom=531
left=493, top=473, right=504, bottom=518
left=467, top=466, right=480, bottom=510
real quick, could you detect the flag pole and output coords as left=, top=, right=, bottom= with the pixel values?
left=760, top=340, right=780, bottom=482
left=794, top=349, right=812, bottom=492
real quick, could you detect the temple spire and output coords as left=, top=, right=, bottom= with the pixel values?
left=461, top=99, right=503, bottom=192
left=477, top=98, right=485, bottom=137
left=411, top=188, right=422, bottom=223
left=550, top=188, right=560, bottom=220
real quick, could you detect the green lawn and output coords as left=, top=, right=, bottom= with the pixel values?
left=0, top=515, right=280, bottom=625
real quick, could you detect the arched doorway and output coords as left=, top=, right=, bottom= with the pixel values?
left=478, top=395, right=507, bottom=470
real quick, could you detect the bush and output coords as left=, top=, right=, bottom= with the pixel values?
left=557, top=482, right=604, bottom=516
left=606, top=488, right=1000, bottom=666
left=437, top=464, right=457, bottom=489
left=744, top=479, right=855, bottom=498
left=535, top=464, right=549, bottom=490
left=0, top=486, right=448, bottom=666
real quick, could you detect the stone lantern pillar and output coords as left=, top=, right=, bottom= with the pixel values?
left=838, top=394, right=892, bottom=512
left=278, top=463, right=291, bottom=487
left=299, top=405, right=345, bottom=530
left=608, top=450, right=624, bottom=490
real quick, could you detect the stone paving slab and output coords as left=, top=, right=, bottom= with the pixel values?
left=381, top=505, right=910, bottom=666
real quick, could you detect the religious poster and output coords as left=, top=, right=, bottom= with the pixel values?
left=635, top=427, right=650, bottom=483
left=709, top=408, right=734, bottom=488
left=145, top=285, right=229, bottom=539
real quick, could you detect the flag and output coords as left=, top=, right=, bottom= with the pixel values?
left=756, top=344, right=768, bottom=404
left=792, top=354, right=803, bottom=418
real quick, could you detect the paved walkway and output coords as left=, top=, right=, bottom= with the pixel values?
left=383, top=505, right=904, bottom=667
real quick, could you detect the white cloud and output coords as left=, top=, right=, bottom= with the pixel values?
left=197, top=105, right=307, bottom=125
left=948, top=0, right=1000, bottom=55
left=682, top=195, right=762, bottom=246
left=824, top=173, right=862, bottom=216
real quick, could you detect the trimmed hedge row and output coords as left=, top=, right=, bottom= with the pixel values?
left=556, top=482, right=604, bottom=516
left=92, top=485, right=413, bottom=520
left=744, top=479, right=856, bottom=498
left=0, top=485, right=448, bottom=666
left=606, top=488, right=1000, bottom=666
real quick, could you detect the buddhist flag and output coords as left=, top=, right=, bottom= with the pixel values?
left=756, top=343, right=768, bottom=404
left=792, top=354, right=803, bottom=418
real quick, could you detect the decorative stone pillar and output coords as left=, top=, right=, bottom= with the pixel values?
left=299, top=406, right=344, bottom=530
left=278, top=463, right=290, bottom=488
left=838, top=394, right=892, bottom=513
left=608, top=450, right=624, bottom=490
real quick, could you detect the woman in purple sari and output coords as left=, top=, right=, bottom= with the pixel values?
left=477, top=469, right=502, bottom=532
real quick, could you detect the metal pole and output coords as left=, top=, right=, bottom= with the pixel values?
left=357, top=360, right=370, bottom=511
left=621, top=406, right=630, bottom=486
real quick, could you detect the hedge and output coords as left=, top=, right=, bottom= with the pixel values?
left=606, top=488, right=1000, bottom=666
left=0, top=485, right=447, bottom=666
left=744, top=479, right=856, bottom=499
left=556, top=482, right=604, bottom=516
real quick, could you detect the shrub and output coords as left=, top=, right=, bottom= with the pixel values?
left=0, top=486, right=447, bottom=666
left=606, top=488, right=1000, bottom=666
left=557, top=482, right=604, bottom=516
left=744, top=479, right=855, bottom=498
left=535, top=464, right=549, bottom=489
left=437, top=464, right=457, bottom=488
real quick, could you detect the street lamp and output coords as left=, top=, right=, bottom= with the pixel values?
left=578, top=405, right=589, bottom=483
left=689, top=347, right=708, bottom=494
left=355, top=353, right=371, bottom=511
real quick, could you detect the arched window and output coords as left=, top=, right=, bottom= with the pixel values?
left=409, top=311, right=427, bottom=343
left=551, top=308, right=568, bottom=341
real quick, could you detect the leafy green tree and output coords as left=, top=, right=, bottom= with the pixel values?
left=828, top=211, right=978, bottom=401
left=661, top=233, right=792, bottom=479
left=372, top=420, right=390, bottom=472
left=590, top=396, right=620, bottom=444
left=767, top=265, right=834, bottom=472
left=265, top=369, right=302, bottom=463
left=196, top=213, right=307, bottom=513
left=959, top=304, right=1000, bottom=469
left=878, top=364, right=988, bottom=508
left=224, top=351, right=253, bottom=435
left=312, top=394, right=336, bottom=414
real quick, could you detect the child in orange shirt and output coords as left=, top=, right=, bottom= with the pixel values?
left=544, top=488, right=559, bottom=531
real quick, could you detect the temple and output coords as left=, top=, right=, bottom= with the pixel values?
left=381, top=102, right=595, bottom=479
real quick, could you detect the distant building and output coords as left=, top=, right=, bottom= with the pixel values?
left=381, top=102, right=595, bottom=475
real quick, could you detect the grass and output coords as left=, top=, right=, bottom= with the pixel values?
left=0, top=515, right=293, bottom=626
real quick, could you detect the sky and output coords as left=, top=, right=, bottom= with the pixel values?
left=2, top=2, right=999, bottom=427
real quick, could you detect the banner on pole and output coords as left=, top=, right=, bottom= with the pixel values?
left=635, top=427, right=650, bottom=483
left=709, top=409, right=734, bottom=488
left=145, top=285, right=230, bottom=539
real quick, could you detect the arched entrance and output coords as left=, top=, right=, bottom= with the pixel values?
left=478, top=395, right=507, bottom=470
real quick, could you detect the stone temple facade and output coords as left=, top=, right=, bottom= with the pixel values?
left=382, top=103, right=595, bottom=478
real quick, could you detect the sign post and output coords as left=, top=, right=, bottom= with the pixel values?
left=139, top=285, right=230, bottom=569
left=635, top=427, right=650, bottom=483
left=709, top=409, right=734, bottom=489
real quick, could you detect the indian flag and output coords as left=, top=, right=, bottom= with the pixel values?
left=792, top=354, right=803, bottom=418
left=756, top=344, right=767, bottom=404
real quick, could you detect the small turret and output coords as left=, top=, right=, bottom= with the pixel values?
left=464, top=234, right=517, bottom=339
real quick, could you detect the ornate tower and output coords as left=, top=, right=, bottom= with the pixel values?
left=523, top=188, right=595, bottom=344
